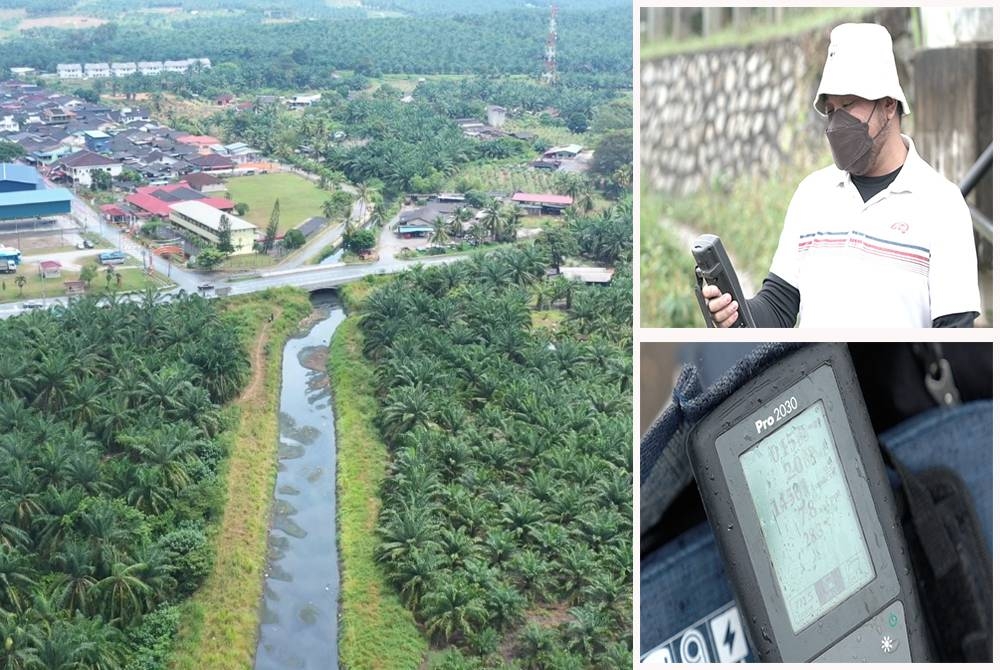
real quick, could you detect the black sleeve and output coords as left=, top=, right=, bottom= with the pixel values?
left=746, top=273, right=799, bottom=328
left=932, top=311, right=978, bottom=328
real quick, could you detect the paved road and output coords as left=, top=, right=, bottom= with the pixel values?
left=280, top=197, right=366, bottom=270
left=226, top=253, right=456, bottom=296
left=0, top=191, right=463, bottom=318
left=69, top=193, right=204, bottom=294
left=0, top=195, right=459, bottom=318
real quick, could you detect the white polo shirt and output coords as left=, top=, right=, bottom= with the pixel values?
left=770, top=135, right=981, bottom=327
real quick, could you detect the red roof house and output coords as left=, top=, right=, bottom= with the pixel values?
left=511, top=192, right=574, bottom=207
left=176, top=135, right=220, bottom=147
left=125, top=183, right=234, bottom=218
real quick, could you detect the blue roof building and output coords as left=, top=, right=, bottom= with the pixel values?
left=83, top=130, right=112, bottom=154
left=0, top=188, right=71, bottom=220
left=0, top=163, right=43, bottom=193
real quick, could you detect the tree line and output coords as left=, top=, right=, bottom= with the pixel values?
left=206, top=76, right=629, bottom=199
left=0, top=6, right=629, bottom=89
left=0, top=289, right=248, bottom=669
left=357, top=201, right=632, bottom=668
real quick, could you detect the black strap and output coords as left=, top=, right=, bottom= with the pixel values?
left=881, top=445, right=958, bottom=579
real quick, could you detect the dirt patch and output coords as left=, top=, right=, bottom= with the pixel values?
left=499, top=602, right=573, bottom=661
left=19, top=15, right=107, bottom=30
left=524, top=602, right=573, bottom=628
left=239, top=307, right=283, bottom=403
left=102, top=92, right=221, bottom=122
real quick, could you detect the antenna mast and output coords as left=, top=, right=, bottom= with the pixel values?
left=543, top=3, right=558, bottom=84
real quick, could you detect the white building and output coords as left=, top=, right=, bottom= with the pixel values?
left=487, top=104, right=507, bottom=128
left=287, top=93, right=321, bottom=109
left=221, top=142, right=260, bottom=163
left=138, top=61, right=163, bottom=76
left=111, top=62, right=137, bottom=77
left=169, top=200, right=258, bottom=255
left=543, top=144, right=584, bottom=160
left=0, top=115, right=19, bottom=133
left=9, top=67, right=35, bottom=78
left=83, top=63, right=111, bottom=78
left=54, top=150, right=123, bottom=187
left=163, top=60, right=190, bottom=74
left=56, top=64, right=83, bottom=79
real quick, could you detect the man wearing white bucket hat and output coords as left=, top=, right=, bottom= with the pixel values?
left=703, top=22, right=982, bottom=328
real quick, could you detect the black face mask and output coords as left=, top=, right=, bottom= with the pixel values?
left=825, top=104, right=888, bottom=175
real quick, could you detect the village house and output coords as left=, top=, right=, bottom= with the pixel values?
left=51, top=149, right=122, bottom=187
left=543, top=144, right=583, bottom=160
left=511, top=192, right=574, bottom=215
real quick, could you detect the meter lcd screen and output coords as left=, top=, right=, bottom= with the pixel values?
left=740, top=401, right=875, bottom=633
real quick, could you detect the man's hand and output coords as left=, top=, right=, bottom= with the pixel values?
left=701, top=284, right=740, bottom=328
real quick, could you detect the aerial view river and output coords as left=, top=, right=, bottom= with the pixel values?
left=255, top=292, right=344, bottom=669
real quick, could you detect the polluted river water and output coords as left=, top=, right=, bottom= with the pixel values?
left=254, top=294, right=345, bottom=669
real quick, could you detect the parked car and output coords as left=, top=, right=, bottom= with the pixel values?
left=23, top=301, right=42, bottom=309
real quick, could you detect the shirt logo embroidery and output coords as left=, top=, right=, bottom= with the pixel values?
left=890, top=222, right=909, bottom=234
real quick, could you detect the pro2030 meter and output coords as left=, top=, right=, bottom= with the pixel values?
left=688, top=344, right=930, bottom=662
left=692, top=234, right=756, bottom=328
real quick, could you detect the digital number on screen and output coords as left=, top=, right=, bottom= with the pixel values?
left=740, top=401, right=875, bottom=633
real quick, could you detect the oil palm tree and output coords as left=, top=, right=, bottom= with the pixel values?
left=419, top=576, right=488, bottom=645
left=480, top=198, right=504, bottom=242
left=429, top=216, right=450, bottom=245
left=49, top=541, right=98, bottom=616
left=377, top=504, right=441, bottom=563
left=94, top=561, right=153, bottom=625
left=0, top=549, right=36, bottom=613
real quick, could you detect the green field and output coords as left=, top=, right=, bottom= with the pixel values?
left=503, top=117, right=599, bottom=151
left=368, top=73, right=470, bottom=95
left=224, top=173, right=331, bottom=234
left=0, top=263, right=172, bottom=303
left=445, top=160, right=562, bottom=194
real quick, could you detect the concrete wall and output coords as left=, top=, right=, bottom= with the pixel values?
left=640, top=9, right=912, bottom=195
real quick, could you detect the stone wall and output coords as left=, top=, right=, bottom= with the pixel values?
left=640, top=9, right=911, bottom=195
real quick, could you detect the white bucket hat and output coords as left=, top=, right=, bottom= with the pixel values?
left=813, top=23, right=910, bottom=116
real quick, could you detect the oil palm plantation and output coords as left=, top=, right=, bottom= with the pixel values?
left=361, top=236, right=631, bottom=665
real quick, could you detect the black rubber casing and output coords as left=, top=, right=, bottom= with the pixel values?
left=692, top=234, right=756, bottom=328
left=687, top=344, right=931, bottom=661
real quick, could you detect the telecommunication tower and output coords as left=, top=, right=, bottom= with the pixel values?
left=543, top=3, right=558, bottom=84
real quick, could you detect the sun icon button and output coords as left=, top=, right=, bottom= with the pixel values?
left=880, top=636, right=897, bottom=654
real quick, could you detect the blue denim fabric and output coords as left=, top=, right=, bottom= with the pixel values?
left=640, top=397, right=993, bottom=657
left=640, top=343, right=802, bottom=534
left=880, top=400, right=993, bottom=551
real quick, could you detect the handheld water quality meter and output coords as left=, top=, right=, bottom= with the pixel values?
left=688, top=344, right=931, bottom=662
left=691, top=234, right=756, bottom=328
